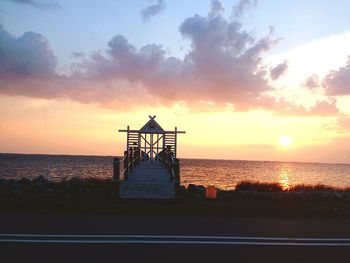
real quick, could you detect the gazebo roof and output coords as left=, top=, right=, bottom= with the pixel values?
left=118, top=115, right=185, bottom=134
left=139, top=115, right=165, bottom=133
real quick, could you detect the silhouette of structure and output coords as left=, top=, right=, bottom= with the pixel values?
left=114, top=116, right=185, bottom=199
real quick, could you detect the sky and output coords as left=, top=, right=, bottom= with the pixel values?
left=1, top=0, right=350, bottom=163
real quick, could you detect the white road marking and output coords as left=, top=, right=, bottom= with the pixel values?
left=0, top=234, right=350, bottom=246
left=1, top=234, right=350, bottom=241
left=1, top=239, right=350, bottom=246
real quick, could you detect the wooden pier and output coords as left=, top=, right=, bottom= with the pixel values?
left=114, top=116, right=185, bottom=199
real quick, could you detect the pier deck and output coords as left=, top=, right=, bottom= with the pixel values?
left=119, top=161, right=175, bottom=199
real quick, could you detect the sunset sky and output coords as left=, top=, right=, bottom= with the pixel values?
left=1, top=0, right=350, bottom=163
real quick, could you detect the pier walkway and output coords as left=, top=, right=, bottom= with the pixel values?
left=114, top=116, right=184, bottom=199
left=119, top=161, right=175, bottom=199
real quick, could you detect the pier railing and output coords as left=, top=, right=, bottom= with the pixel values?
left=113, top=147, right=179, bottom=183
left=160, top=148, right=180, bottom=183
left=113, top=147, right=140, bottom=182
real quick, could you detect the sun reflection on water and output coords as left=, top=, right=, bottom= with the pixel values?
left=279, top=165, right=292, bottom=190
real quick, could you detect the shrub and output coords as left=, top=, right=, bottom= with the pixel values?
left=235, top=181, right=283, bottom=192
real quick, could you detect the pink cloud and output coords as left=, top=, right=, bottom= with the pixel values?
left=270, top=60, right=288, bottom=80
left=324, top=55, right=350, bottom=96
left=0, top=2, right=343, bottom=117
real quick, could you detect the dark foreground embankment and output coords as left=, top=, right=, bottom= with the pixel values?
left=1, top=215, right=350, bottom=263
left=1, top=177, right=350, bottom=218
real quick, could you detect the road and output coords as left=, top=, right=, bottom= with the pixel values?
left=0, top=214, right=350, bottom=262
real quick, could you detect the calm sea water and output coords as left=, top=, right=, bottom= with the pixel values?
left=1, top=153, right=350, bottom=190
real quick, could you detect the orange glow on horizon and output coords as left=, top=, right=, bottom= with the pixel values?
left=1, top=96, right=350, bottom=163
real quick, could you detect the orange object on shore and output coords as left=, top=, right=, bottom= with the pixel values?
left=206, top=185, right=217, bottom=199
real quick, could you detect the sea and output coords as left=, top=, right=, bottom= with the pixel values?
left=1, top=153, right=350, bottom=190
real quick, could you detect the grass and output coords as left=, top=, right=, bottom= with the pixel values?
left=235, top=181, right=284, bottom=192
left=235, top=181, right=349, bottom=193
left=1, top=177, right=350, bottom=218
left=288, top=184, right=343, bottom=192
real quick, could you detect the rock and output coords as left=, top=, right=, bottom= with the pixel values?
left=69, top=176, right=82, bottom=182
left=32, top=176, right=49, bottom=186
left=19, top=177, right=31, bottom=184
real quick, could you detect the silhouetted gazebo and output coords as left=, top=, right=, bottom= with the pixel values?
left=118, top=115, right=185, bottom=160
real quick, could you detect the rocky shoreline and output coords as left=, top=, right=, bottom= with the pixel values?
left=1, top=176, right=350, bottom=200
left=1, top=176, right=350, bottom=219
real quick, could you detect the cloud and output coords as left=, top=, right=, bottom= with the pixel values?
left=0, top=3, right=342, bottom=117
left=0, top=25, right=57, bottom=76
left=304, top=74, right=320, bottom=89
left=270, top=60, right=288, bottom=80
left=0, top=5, right=278, bottom=110
left=72, top=7, right=278, bottom=109
left=210, top=0, right=225, bottom=15
left=233, top=0, right=257, bottom=18
left=173, top=9, right=276, bottom=107
left=140, top=0, right=166, bottom=22
left=251, top=96, right=341, bottom=117
left=304, top=99, right=340, bottom=116
left=6, top=0, right=61, bottom=9
left=324, top=55, right=350, bottom=96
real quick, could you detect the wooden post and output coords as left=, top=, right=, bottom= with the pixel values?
left=133, top=148, right=137, bottom=167
left=126, top=125, right=130, bottom=150
left=150, top=132, right=153, bottom=161
left=124, top=150, right=129, bottom=180
left=174, top=127, right=177, bottom=159
left=138, top=133, right=141, bottom=161
left=144, top=133, right=147, bottom=161
left=134, top=147, right=139, bottom=165
left=156, top=133, right=159, bottom=161
left=174, top=158, right=180, bottom=183
left=129, top=148, right=133, bottom=173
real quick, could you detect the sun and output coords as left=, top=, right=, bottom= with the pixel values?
left=279, top=136, right=293, bottom=147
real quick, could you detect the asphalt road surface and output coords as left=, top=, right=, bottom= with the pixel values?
left=0, top=214, right=350, bottom=262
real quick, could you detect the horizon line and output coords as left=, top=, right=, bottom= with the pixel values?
left=1, top=151, right=350, bottom=166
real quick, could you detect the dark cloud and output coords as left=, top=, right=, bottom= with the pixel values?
left=140, top=0, right=166, bottom=22
left=210, top=0, right=225, bottom=15
left=86, top=34, right=166, bottom=82
left=304, top=74, right=320, bottom=89
left=233, top=0, right=257, bottom=18
left=270, top=60, right=288, bottom=80
left=78, top=5, right=277, bottom=109
left=6, top=0, right=61, bottom=9
left=173, top=9, right=276, bottom=108
left=0, top=25, right=57, bottom=76
left=324, top=56, right=350, bottom=96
